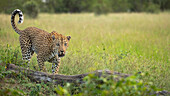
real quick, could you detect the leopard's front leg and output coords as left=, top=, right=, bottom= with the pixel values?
left=52, top=57, right=61, bottom=74
left=37, top=55, right=47, bottom=72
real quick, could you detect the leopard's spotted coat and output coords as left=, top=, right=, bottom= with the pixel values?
left=11, top=9, right=71, bottom=74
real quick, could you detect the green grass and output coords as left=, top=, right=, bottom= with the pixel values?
left=0, top=12, right=169, bottom=92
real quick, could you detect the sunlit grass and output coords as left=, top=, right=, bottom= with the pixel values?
left=0, top=12, right=169, bottom=90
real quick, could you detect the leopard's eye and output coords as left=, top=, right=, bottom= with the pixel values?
left=64, top=43, right=67, bottom=46
left=56, top=43, right=60, bottom=46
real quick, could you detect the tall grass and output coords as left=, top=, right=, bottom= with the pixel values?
left=0, top=12, right=169, bottom=90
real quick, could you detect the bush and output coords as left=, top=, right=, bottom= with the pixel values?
left=0, top=88, right=26, bottom=96
left=92, top=0, right=111, bottom=15
left=55, top=73, right=161, bottom=95
left=23, top=0, right=39, bottom=18
left=0, top=44, right=25, bottom=67
left=145, top=2, right=160, bottom=13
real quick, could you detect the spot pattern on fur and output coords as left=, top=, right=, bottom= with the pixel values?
left=11, top=9, right=71, bottom=74
left=52, top=58, right=61, bottom=73
left=11, top=9, right=24, bottom=34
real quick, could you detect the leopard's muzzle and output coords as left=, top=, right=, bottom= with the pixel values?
left=58, top=51, right=65, bottom=57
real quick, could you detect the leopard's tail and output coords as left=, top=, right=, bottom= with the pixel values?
left=11, top=9, right=24, bottom=34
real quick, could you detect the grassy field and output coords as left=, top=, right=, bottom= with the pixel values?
left=0, top=12, right=170, bottom=92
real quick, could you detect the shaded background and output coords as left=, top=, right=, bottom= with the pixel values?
left=0, top=0, right=170, bottom=18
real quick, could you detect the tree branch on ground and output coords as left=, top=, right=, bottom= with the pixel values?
left=6, top=63, right=130, bottom=85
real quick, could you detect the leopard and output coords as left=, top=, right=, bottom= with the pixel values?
left=11, top=9, right=71, bottom=74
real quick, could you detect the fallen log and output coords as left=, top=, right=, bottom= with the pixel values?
left=4, top=64, right=170, bottom=95
left=6, top=64, right=130, bottom=84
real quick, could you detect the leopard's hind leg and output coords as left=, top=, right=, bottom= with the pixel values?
left=19, top=35, right=34, bottom=67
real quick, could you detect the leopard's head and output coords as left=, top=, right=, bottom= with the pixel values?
left=51, top=32, right=71, bottom=58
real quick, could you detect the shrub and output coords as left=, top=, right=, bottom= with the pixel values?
left=92, top=0, right=111, bottom=15
left=23, top=0, right=39, bottom=18
left=0, top=88, right=26, bottom=96
left=0, top=44, right=25, bottom=67
left=145, top=2, right=160, bottom=13
left=29, top=84, right=42, bottom=96
left=55, top=73, right=160, bottom=95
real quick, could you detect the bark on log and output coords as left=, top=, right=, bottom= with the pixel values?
left=6, top=64, right=130, bottom=85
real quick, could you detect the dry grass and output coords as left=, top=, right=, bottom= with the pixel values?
left=0, top=12, right=169, bottom=90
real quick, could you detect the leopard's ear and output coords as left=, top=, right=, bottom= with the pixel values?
left=67, top=36, right=71, bottom=41
left=52, top=35, right=55, bottom=40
